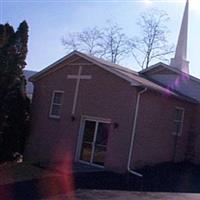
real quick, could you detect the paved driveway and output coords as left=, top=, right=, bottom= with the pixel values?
left=42, top=190, right=200, bottom=200
left=1, top=162, right=200, bottom=199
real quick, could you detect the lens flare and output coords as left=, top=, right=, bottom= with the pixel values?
left=38, top=152, right=75, bottom=199
left=190, top=0, right=200, bottom=10
left=144, top=0, right=152, bottom=4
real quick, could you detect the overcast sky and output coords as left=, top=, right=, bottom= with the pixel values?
left=1, top=0, right=200, bottom=77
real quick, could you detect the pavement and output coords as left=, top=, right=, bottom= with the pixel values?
left=0, top=162, right=200, bottom=199
left=42, top=190, right=200, bottom=200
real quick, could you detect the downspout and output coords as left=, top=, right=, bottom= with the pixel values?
left=127, top=87, right=147, bottom=177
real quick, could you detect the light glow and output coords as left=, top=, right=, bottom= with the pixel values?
left=190, top=0, right=200, bottom=10
left=142, top=0, right=200, bottom=11
left=144, top=0, right=152, bottom=5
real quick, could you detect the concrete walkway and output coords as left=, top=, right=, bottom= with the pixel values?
left=43, top=190, right=200, bottom=200
left=1, top=162, right=200, bottom=200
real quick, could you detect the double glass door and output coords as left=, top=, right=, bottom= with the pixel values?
left=79, top=119, right=110, bottom=166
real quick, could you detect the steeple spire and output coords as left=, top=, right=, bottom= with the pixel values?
left=170, top=0, right=189, bottom=74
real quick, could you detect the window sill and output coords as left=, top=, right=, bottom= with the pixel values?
left=172, top=132, right=182, bottom=137
left=49, top=115, right=61, bottom=120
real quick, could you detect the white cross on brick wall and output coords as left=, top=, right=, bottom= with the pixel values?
left=67, top=65, right=91, bottom=115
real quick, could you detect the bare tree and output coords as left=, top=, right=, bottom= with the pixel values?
left=101, top=21, right=130, bottom=63
left=62, top=27, right=103, bottom=57
left=62, top=22, right=130, bottom=64
left=129, top=9, right=174, bottom=69
left=62, top=12, right=173, bottom=68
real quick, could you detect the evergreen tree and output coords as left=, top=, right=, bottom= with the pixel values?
left=0, top=21, right=30, bottom=162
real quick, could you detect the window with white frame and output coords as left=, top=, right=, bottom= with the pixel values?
left=49, top=91, right=64, bottom=118
left=173, top=107, right=184, bottom=136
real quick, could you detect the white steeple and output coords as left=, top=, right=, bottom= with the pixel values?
left=170, top=0, right=189, bottom=74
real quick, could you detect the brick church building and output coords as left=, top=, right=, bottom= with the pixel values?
left=25, top=0, right=200, bottom=175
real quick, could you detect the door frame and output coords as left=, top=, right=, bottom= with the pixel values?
left=75, top=115, right=111, bottom=168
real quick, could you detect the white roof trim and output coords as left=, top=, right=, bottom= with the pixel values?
left=29, top=51, right=141, bottom=86
left=29, top=51, right=198, bottom=103
left=140, top=62, right=170, bottom=73
left=29, top=51, right=77, bottom=81
left=140, top=62, right=200, bottom=84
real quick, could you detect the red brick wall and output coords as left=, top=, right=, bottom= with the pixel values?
left=24, top=57, right=137, bottom=172
left=24, top=55, right=196, bottom=172
left=190, top=105, right=200, bottom=164
left=131, top=90, right=195, bottom=169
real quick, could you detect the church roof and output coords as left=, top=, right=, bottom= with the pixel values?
left=30, top=51, right=197, bottom=103
left=140, top=62, right=200, bottom=85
